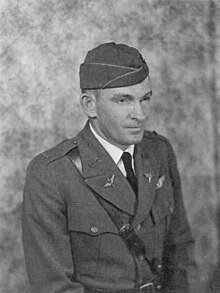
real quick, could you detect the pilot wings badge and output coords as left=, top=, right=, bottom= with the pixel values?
left=144, top=172, right=153, bottom=183
left=104, top=174, right=115, bottom=188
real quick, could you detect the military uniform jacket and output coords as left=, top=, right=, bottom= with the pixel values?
left=22, top=121, right=194, bottom=293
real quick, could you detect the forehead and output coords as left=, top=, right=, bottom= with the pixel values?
left=100, top=77, right=152, bottom=98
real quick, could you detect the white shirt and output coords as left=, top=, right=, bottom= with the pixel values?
left=89, top=123, right=135, bottom=176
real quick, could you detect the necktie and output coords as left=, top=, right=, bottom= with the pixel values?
left=121, top=152, right=138, bottom=195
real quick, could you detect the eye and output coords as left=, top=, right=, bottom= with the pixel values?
left=117, top=98, right=128, bottom=104
left=141, top=93, right=152, bottom=103
left=141, top=96, right=151, bottom=103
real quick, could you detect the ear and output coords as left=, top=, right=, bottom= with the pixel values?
left=80, top=93, right=97, bottom=118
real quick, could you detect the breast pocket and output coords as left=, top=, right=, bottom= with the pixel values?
left=149, top=175, right=174, bottom=254
left=67, top=203, right=118, bottom=276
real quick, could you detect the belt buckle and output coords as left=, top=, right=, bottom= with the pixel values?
left=140, top=282, right=154, bottom=293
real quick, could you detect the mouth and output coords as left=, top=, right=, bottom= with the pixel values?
left=127, top=124, right=143, bottom=129
left=127, top=126, right=143, bottom=133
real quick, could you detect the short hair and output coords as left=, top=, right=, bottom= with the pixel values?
left=81, top=88, right=102, bottom=100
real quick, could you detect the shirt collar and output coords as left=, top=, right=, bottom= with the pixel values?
left=89, top=123, right=134, bottom=165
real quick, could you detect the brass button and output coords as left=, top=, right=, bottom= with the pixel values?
left=157, top=264, right=163, bottom=270
left=90, top=226, right=98, bottom=233
left=156, top=284, right=162, bottom=290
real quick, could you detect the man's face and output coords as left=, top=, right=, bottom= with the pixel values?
left=92, top=77, right=152, bottom=150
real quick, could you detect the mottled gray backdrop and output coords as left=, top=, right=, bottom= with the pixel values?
left=0, top=0, right=220, bottom=292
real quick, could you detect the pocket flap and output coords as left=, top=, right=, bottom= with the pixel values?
left=67, top=204, right=118, bottom=235
left=151, top=201, right=173, bottom=225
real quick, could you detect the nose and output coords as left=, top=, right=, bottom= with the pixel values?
left=130, top=102, right=148, bottom=122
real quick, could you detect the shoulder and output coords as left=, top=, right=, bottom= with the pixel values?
left=40, top=138, right=78, bottom=165
left=27, top=138, right=77, bottom=173
left=143, top=130, right=171, bottom=147
left=142, top=130, right=176, bottom=162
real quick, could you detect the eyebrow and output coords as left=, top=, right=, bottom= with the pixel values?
left=142, top=90, right=153, bottom=99
left=112, top=90, right=153, bottom=100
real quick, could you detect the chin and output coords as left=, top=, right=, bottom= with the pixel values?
left=127, top=134, right=144, bottom=145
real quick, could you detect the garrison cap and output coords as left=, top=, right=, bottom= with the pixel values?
left=79, top=42, right=149, bottom=90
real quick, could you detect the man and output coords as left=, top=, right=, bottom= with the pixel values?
left=22, top=42, right=194, bottom=293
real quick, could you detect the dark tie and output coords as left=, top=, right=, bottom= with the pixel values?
left=121, top=152, right=138, bottom=195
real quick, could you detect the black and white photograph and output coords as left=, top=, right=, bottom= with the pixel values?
left=0, top=1, right=219, bottom=292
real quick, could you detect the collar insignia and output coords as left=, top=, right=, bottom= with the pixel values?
left=88, top=158, right=102, bottom=168
left=144, top=172, right=153, bottom=182
left=104, top=174, right=115, bottom=188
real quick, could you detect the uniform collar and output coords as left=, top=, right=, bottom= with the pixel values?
left=89, top=123, right=134, bottom=165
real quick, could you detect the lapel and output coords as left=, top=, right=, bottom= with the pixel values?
left=74, top=122, right=136, bottom=216
left=132, top=141, right=160, bottom=226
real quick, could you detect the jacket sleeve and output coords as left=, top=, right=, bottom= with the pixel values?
left=161, top=140, right=195, bottom=293
left=22, top=156, right=83, bottom=293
